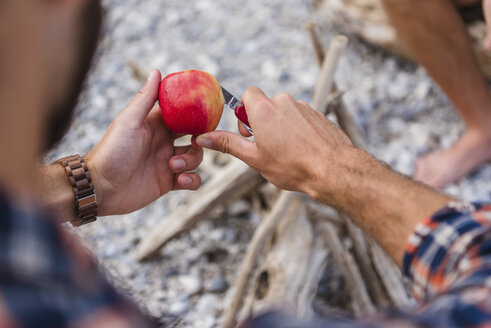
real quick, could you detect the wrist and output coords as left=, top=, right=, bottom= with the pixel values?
left=84, top=155, right=105, bottom=216
left=302, top=147, right=373, bottom=205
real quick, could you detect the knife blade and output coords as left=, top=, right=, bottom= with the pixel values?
left=221, top=86, right=253, bottom=135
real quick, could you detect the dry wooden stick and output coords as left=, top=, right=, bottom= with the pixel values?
left=128, top=61, right=149, bottom=84
left=333, top=99, right=366, bottom=150
left=310, top=200, right=390, bottom=307
left=318, top=221, right=375, bottom=315
left=312, top=35, right=348, bottom=114
left=237, top=198, right=328, bottom=321
left=346, top=221, right=389, bottom=307
left=307, top=22, right=366, bottom=146
left=135, top=159, right=264, bottom=260
left=296, top=235, right=329, bottom=319
left=221, top=191, right=297, bottom=328
left=306, top=22, right=325, bottom=66
left=369, top=240, right=413, bottom=307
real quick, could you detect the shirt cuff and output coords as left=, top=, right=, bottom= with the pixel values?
left=402, top=201, right=491, bottom=300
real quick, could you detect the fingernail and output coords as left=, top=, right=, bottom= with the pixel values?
left=171, top=159, right=186, bottom=170
left=196, top=136, right=212, bottom=148
left=180, top=175, right=192, bottom=185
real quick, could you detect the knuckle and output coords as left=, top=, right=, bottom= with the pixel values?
left=256, top=98, right=274, bottom=111
left=243, top=86, right=259, bottom=100
left=136, top=89, right=146, bottom=98
left=219, top=136, right=231, bottom=154
left=274, top=92, right=294, bottom=103
left=247, top=155, right=261, bottom=170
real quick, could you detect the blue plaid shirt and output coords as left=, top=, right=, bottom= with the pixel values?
left=0, top=189, right=490, bottom=327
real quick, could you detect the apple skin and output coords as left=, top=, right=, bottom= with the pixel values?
left=159, top=70, right=225, bottom=135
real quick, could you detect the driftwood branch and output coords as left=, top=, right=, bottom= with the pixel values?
left=128, top=61, right=149, bottom=84
left=346, top=221, right=389, bottom=307
left=368, top=240, right=413, bottom=307
left=296, top=235, right=329, bottom=319
left=317, top=221, right=375, bottom=315
left=312, top=35, right=348, bottom=114
left=333, top=98, right=366, bottom=150
left=221, top=191, right=297, bottom=328
left=306, top=22, right=325, bottom=67
left=307, top=22, right=366, bottom=147
left=237, top=199, right=329, bottom=321
left=135, top=159, right=264, bottom=260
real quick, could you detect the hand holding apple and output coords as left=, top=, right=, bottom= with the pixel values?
left=159, top=70, right=224, bottom=135
left=86, top=70, right=203, bottom=216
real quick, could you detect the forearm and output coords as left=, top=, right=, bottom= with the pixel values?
left=37, top=164, right=77, bottom=222
left=306, top=148, right=453, bottom=267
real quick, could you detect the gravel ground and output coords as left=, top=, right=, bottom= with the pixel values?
left=46, top=0, right=491, bottom=327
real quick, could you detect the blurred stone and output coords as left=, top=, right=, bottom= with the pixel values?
left=178, top=274, right=202, bottom=295
left=223, top=227, right=238, bottom=243
left=196, top=294, right=218, bottom=316
left=228, top=200, right=250, bottom=217
left=414, top=81, right=431, bottom=100
left=163, top=267, right=179, bottom=278
left=169, top=301, right=189, bottom=316
left=207, top=277, right=228, bottom=294
left=261, top=60, right=280, bottom=81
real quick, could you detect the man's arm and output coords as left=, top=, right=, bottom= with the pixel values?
left=196, top=87, right=452, bottom=267
left=307, top=148, right=452, bottom=266
left=36, top=69, right=204, bottom=222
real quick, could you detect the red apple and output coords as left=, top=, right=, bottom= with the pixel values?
left=159, top=70, right=224, bottom=135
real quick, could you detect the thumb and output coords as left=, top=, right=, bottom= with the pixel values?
left=196, top=131, right=258, bottom=165
left=121, top=69, right=162, bottom=127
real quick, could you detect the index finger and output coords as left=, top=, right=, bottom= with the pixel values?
left=241, top=86, right=271, bottom=119
left=238, top=120, right=252, bottom=137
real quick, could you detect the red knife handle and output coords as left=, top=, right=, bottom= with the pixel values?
left=234, top=104, right=251, bottom=128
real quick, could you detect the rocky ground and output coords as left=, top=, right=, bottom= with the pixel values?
left=47, top=0, right=491, bottom=327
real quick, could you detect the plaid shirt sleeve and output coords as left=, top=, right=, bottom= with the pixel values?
left=242, top=202, right=491, bottom=328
